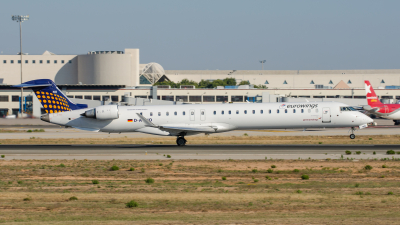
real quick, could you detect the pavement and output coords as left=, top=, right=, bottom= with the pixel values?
left=0, top=144, right=399, bottom=160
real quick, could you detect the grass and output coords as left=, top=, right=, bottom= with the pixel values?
left=0, top=159, right=400, bottom=223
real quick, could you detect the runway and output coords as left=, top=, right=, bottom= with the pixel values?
left=0, top=144, right=398, bottom=160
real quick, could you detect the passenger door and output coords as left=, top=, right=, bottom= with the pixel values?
left=200, top=109, right=205, bottom=121
left=322, top=107, right=331, bottom=123
left=190, top=109, right=195, bottom=121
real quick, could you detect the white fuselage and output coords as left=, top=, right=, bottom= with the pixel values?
left=46, top=101, right=373, bottom=136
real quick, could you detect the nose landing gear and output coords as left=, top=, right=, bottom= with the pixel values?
left=176, top=136, right=187, bottom=146
left=350, top=127, right=356, bottom=139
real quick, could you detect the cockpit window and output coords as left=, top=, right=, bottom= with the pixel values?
left=340, top=106, right=356, bottom=111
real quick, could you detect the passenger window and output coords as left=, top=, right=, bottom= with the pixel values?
left=277, top=109, right=280, bottom=113
left=191, top=111, right=194, bottom=115
left=183, top=111, right=186, bottom=115
left=201, top=111, right=204, bottom=115
left=269, top=110, right=271, bottom=114
left=236, top=110, right=239, bottom=114
left=301, top=109, right=304, bottom=113
left=293, top=109, right=296, bottom=113
left=229, top=110, right=231, bottom=114
left=213, top=111, right=216, bottom=115
left=222, top=110, right=224, bottom=115
left=244, top=110, right=247, bottom=114
left=140, top=112, right=142, bottom=115
left=260, top=110, right=263, bottom=114
left=285, top=109, right=287, bottom=113
left=174, top=111, right=177, bottom=116
left=166, top=112, right=169, bottom=116
left=158, top=112, right=161, bottom=116
left=308, top=109, right=311, bottom=113
left=252, top=110, right=255, bottom=114
left=150, top=112, right=153, bottom=116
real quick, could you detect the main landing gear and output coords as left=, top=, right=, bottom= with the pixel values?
left=350, top=127, right=356, bottom=139
left=176, top=136, right=187, bottom=146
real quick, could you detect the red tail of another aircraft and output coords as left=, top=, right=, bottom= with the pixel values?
left=365, top=80, right=382, bottom=106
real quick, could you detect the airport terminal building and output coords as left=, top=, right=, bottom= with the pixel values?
left=1, top=48, right=400, bottom=117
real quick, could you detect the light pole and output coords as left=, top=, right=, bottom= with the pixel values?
left=259, top=60, right=266, bottom=70
left=12, top=15, right=29, bottom=116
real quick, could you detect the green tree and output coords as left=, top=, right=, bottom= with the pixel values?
left=198, top=79, right=213, bottom=88
left=211, top=79, right=226, bottom=87
left=223, top=78, right=237, bottom=86
left=239, top=80, right=250, bottom=85
left=177, top=79, right=199, bottom=88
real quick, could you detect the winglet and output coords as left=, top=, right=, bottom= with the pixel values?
left=136, top=113, right=157, bottom=127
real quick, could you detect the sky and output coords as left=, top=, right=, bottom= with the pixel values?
left=1, top=0, right=400, bottom=70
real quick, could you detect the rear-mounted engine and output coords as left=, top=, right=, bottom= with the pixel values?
left=82, top=105, right=119, bottom=120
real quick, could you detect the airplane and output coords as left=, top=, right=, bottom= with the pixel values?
left=363, top=80, right=400, bottom=125
left=14, top=79, right=373, bottom=145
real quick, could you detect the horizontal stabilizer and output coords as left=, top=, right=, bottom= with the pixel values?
left=13, top=84, right=51, bottom=88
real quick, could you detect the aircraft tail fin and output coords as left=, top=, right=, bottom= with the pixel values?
left=13, top=79, right=88, bottom=113
left=364, top=80, right=382, bottom=106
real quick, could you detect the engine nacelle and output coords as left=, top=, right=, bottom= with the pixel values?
left=83, top=105, right=119, bottom=120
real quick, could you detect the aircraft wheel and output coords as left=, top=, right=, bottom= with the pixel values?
left=350, top=134, right=355, bottom=139
left=176, top=137, right=186, bottom=146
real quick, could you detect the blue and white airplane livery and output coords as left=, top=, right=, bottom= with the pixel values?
left=15, top=79, right=373, bottom=146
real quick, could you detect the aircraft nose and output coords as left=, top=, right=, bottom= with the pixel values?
left=363, top=114, right=373, bottom=124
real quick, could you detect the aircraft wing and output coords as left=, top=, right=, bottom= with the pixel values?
left=136, top=113, right=217, bottom=135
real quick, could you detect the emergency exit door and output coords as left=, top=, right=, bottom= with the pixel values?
left=322, top=107, right=331, bottom=123
left=190, top=109, right=195, bottom=121
left=200, top=109, right=206, bottom=121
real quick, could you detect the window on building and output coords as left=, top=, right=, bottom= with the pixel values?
left=189, top=96, right=201, bottom=102
left=10, top=60, right=14, bottom=64
left=67, top=95, right=73, bottom=98
left=47, top=60, right=50, bottom=64
left=221, top=110, right=224, bottom=115
left=74, top=95, right=82, bottom=99
left=69, top=60, right=72, bottom=63
left=310, top=80, right=315, bottom=84
left=283, top=80, right=288, bottom=84
left=213, top=111, right=216, bottom=115
left=0, top=109, right=8, bottom=117
left=231, top=96, right=243, bottom=102
left=162, top=96, right=174, bottom=101
left=93, top=96, right=101, bottom=100
left=12, top=108, right=19, bottom=116
left=260, top=110, right=263, bottom=114
left=111, top=96, right=118, bottom=102
left=32, top=60, right=35, bottom=64
left=61, top=60, right=65, bottom=64
left=84, top=95, right=92, bottom=100
left=18, top=60, right=21, bottom=64
left=347, top=80, right=352, bottom=84
left=216, top=96, right=228, bottom=102
left=0, top=96, right=9, bottom=102
left=135, top=96, right=147, bottom=99
left=203, top=96, right=215, bottom=102
left=25, top=60, right=28, bottom=63
left=40, top=60, right=43, bottom=64
left=236, top=110, right=239, bottom=114
left=54, top=60, right=57, bottom=64
left=244, top=110, right=247, bottom=114
left=265, top=80, right=269, bottom=84
left=329, top=80, right=333, bottom=84
left=102, top=96, right=110, bottom=101
left=381, top=79, right=385, bottom=84
left=174, top=111, right=177, bottom=116
left=12, top=96, right=19, bottom=102
left=176, top=96, right=188, bottom=102
left=3, top=60, right=6, bottom=63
